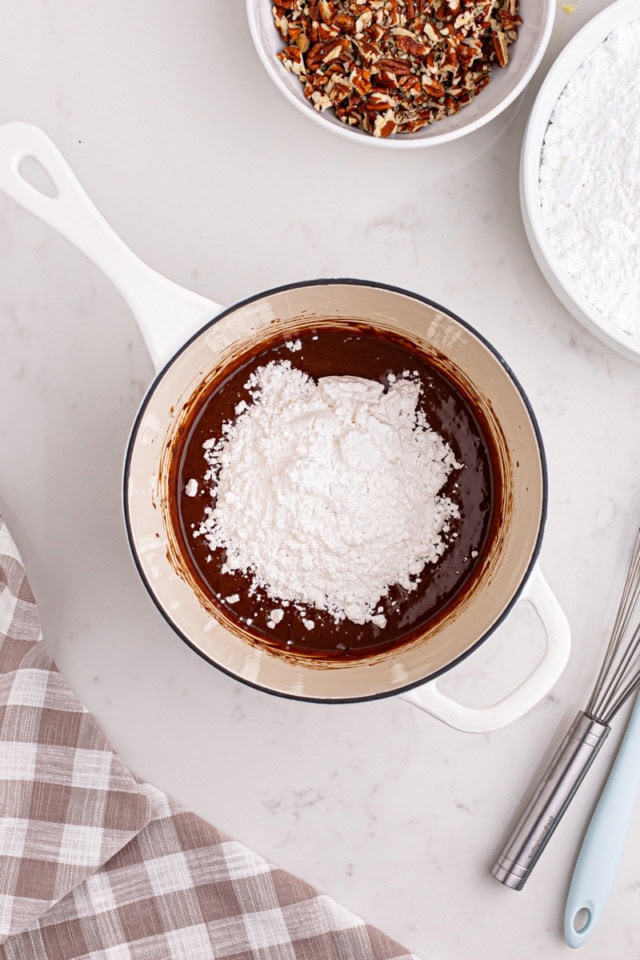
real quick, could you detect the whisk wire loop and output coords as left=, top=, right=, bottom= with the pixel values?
left=587, top=529, right=640, bottom=724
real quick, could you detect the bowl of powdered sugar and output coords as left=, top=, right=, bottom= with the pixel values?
left=520, top=0, right=640, bottom=362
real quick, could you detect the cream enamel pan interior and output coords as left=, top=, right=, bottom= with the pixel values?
left=125, top=279, right=545, bottom=701
left=0, top=122, right=571, bottom=730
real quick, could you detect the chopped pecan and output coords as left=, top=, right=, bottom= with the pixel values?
left=375, top=56, right=412, bottom=74
left=272, top=0, right=521, bottom=137
left=350, top=65, right=373, bottom=95
left=306, top=37, right=348, bottom=69
left=334, top=12, right=356, bottom=33
left=317, top=21, right=338, bottom=40
left=277, top=45, right=306, bottom=77
left=492, top=28, right=509, bottom=67
left=374, top=113, right=397, bottom=137
left=395, top=33, right=429, bottom=57
left=326, top=76, right=352, bottom=101
left=318, top=0, right=335, bottom=23
left=422, top=77, right=446, bottom=98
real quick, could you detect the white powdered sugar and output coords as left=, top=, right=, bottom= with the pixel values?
left=196, top=360, right=461, bottom=626
left=184, top=478, right=198, bottom=497
left=539, top=20, right=640, bottom=338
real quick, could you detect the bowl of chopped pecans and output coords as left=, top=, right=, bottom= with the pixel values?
left=247, top=0, right=554, bottom=147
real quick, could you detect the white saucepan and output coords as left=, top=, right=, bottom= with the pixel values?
left=0, top=122, right=570, bottom=732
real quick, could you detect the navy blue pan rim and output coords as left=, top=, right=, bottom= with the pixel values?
left=122, top=276, right=548, bottom=705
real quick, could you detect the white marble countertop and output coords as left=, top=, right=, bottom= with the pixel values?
left=2, top=1, right=640, bottom=957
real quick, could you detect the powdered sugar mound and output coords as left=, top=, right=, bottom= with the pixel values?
left=197, top=361, right=461, bottom=626
left=539, top=20, right=640, bottom=338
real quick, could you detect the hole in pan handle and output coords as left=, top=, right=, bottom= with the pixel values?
left=402, top=565, right=571, bottom=733
left=0, top=121, right=220, bottom=371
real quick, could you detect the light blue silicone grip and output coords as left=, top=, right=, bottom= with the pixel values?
left=564, top=693, right=640, bottom=947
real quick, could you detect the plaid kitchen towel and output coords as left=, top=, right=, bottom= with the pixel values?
left=0, top=517, right=418, bottom=960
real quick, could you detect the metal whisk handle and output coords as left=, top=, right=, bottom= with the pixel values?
left=491, top=711, right=610, bottom=890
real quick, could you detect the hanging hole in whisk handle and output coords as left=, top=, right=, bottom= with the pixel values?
left=566, top=906, right=592, bottom=948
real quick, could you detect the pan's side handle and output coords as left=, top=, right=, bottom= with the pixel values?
left=0, top=122, right=220, bottom=370
left=402, top=566, right=571, bottom=732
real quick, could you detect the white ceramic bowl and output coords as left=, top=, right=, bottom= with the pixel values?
left=520, top=0, right=640, bottom=363
left=247, top=0, right=554, bottom=149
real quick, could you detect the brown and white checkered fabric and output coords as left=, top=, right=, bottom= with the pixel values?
left=0, top=518, right=419, bottom=960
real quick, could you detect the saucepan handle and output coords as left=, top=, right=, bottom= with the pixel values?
left=402, top=565, right=571, bottom=733
left=0, top=121, right=220, bottom=370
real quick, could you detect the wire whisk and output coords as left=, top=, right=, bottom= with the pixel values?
left=492, top=527, right=640, bottom=891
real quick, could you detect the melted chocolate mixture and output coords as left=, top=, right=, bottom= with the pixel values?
left=171, top=326, right=498, bottom=660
